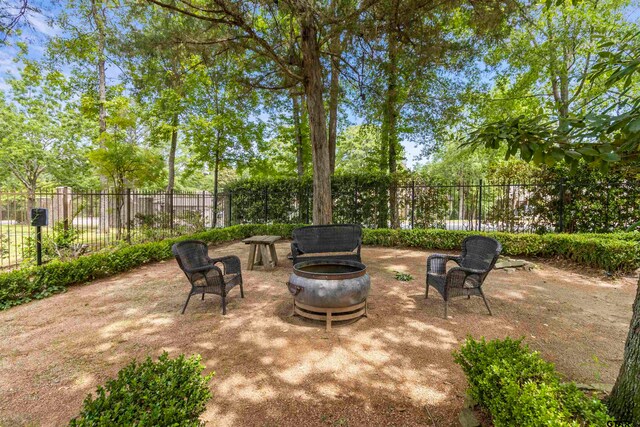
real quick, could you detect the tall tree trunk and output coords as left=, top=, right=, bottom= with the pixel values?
left=327, top=38, right=342, bottom=174
left=608, top=278, right=640, bottom=423
left=166, top=113, right=179, bottom=193
left=327, top=0, right=342, bottom=175
left=91, top=0, right=107, bottom=138
left=165, top=113, right=178, bottom=229
left=301, top=14, right=331, bottom=225
left=383, top=29, right=400, bottom=228
left=292, top=93, right=305, bottom=177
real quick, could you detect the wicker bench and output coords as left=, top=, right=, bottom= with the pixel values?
left=291, top=224, right=362, bottom=265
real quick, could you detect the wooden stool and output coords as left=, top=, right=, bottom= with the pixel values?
left=242, top=235, right=281, bottom=271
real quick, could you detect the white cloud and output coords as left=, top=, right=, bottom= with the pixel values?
left=27, top=11, right=61, bottom=38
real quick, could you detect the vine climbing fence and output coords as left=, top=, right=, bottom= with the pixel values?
left=1, top=177, right=639, bottom=269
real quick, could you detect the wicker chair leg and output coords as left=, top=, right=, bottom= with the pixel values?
left=221, top=295, right=227, bottom=315
left=480, top=290, right=493, bottom=316
left=444, top=300, right=448, bottom=319
left=201, top=293, right=205, bottom=300
left=181, top=293, right=193, bottom=314
left=239, top=281, right=245, bottom=298
left=425, top=282, right=429, bottom=299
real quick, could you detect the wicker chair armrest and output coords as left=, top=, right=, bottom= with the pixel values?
left=182, top=264, right=217, bottom=275
left=427, top=254, right=461, bottom=274
left=445, top=266, right=486, bottom=290
left=211, top=255, right=242, bottom=275
left=449, top=265, right=487, bottom=275
left=291, top=242, right=303, bottom=256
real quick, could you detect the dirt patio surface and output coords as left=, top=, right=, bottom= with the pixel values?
left=0, top=241, right=637, bottom=427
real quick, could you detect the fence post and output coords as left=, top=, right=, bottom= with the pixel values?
left=202, top=191, right=207, bottom=229
left=477, top=180, right=483, bottom=231
left=307, top=183, right=311, bottom=224
left=411, top=179, right=415, bottom=229
left=62, top=186, right=70, bottom=231
left=169, top=189, right=174, bottom=233
left=126, top=188, right=131, bottom=243
left=353, top=181, right=358, bottom=224
left=605, top=182, right=610, bottom=232
left=558, top=178, right=565, bottom=232
left=264, top=187, right=268, bottom=224
left=55, top=186, right=71, bottom=231
left=228, top=191, right=233, bottom=226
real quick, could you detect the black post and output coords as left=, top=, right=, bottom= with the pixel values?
left=307, top=183, right=311, bottom=224
left=169, top=189, right=174, bottom=233
left=36, top=225, right=42, bottom=266
left=126, top=188, right=131, bottom=243
left=477, top=179, right=483, bottom=231
left=202, top=191, right=206, bottom=229
left=605, top=182, right=610, bottom=232
left=353, top=180, right=358, bottom=224
left=558, top=178, right=565, bottom=232
left=229, top=191, right=233, bottom=226
left=411, top=179, right=415, bottom=229
left=31, top=208, right=47, bottom=266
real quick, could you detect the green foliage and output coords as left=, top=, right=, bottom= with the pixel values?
left=69, top=352, right=212, bottom=427
left=24, top=222, right=83, bottom=263
left=225, top=172, right=452, bottom=229
left=394, top=271, right=413, bottom=282
left=0, top=232, right=7, bottom=260
left=453, top=337, right=613, bottom=426
left=0, top=224, right=302, bottom=310
left=362, top=228, right=640, bottom=273
left=88, top=96, right=167, bottom=191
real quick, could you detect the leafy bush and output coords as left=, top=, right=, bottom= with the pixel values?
left=23, top=221, right=84, bottom=263
left=453, top=337, right=613, bottom=426
left=362, top=228, right=640, bottom=273
left=0, top=232, right=8, bottom=261
left=69, top=352, right=212, bottom=427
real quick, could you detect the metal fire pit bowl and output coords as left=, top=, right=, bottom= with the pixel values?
left=287, top=259, right=370, bottom=331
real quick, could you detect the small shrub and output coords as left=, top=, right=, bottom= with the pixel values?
left=394, top=271, right=413, bottom=281
left=69, top=352, right=213, bottom=427
left=453, top=337, right=613, bottom=426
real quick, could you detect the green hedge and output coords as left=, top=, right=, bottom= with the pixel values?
left=0, top=224, right=303, bottom=310
left=454, top=337, right=612, bottom=426
left=1, top=224, right=637, bottom=311
left=362, top=228, right=640, bottom=273
left=69, top=352, right=212, bottom=426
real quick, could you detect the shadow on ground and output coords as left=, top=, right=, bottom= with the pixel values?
left=0, top=242, right=636, bottom=426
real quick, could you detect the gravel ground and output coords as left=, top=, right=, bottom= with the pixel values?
left=0, top=241, right=636, bottom=427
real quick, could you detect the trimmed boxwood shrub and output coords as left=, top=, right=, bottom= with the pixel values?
left=362, top=228, right=640, bottom=273
left=69, top=352, right=212, bottom=426
left=453, top=337, right=613, bottom=426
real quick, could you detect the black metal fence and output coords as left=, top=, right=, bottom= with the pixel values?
left=0, top=188, right=226, bottom=269
left=226, top=179, right=640, bottom=233
left=1, top=179, right=639, bottom=269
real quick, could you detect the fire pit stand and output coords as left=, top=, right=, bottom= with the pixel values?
left=293, top=300, right=367, bottom=332
left=287, top=260, right=370, bottom=331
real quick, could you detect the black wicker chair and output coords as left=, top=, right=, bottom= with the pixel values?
left=172, top=240, right=244, bottom=315
left=426, top=236, right=502, bottom=319
left=291, top=224, right=362, bottom=265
